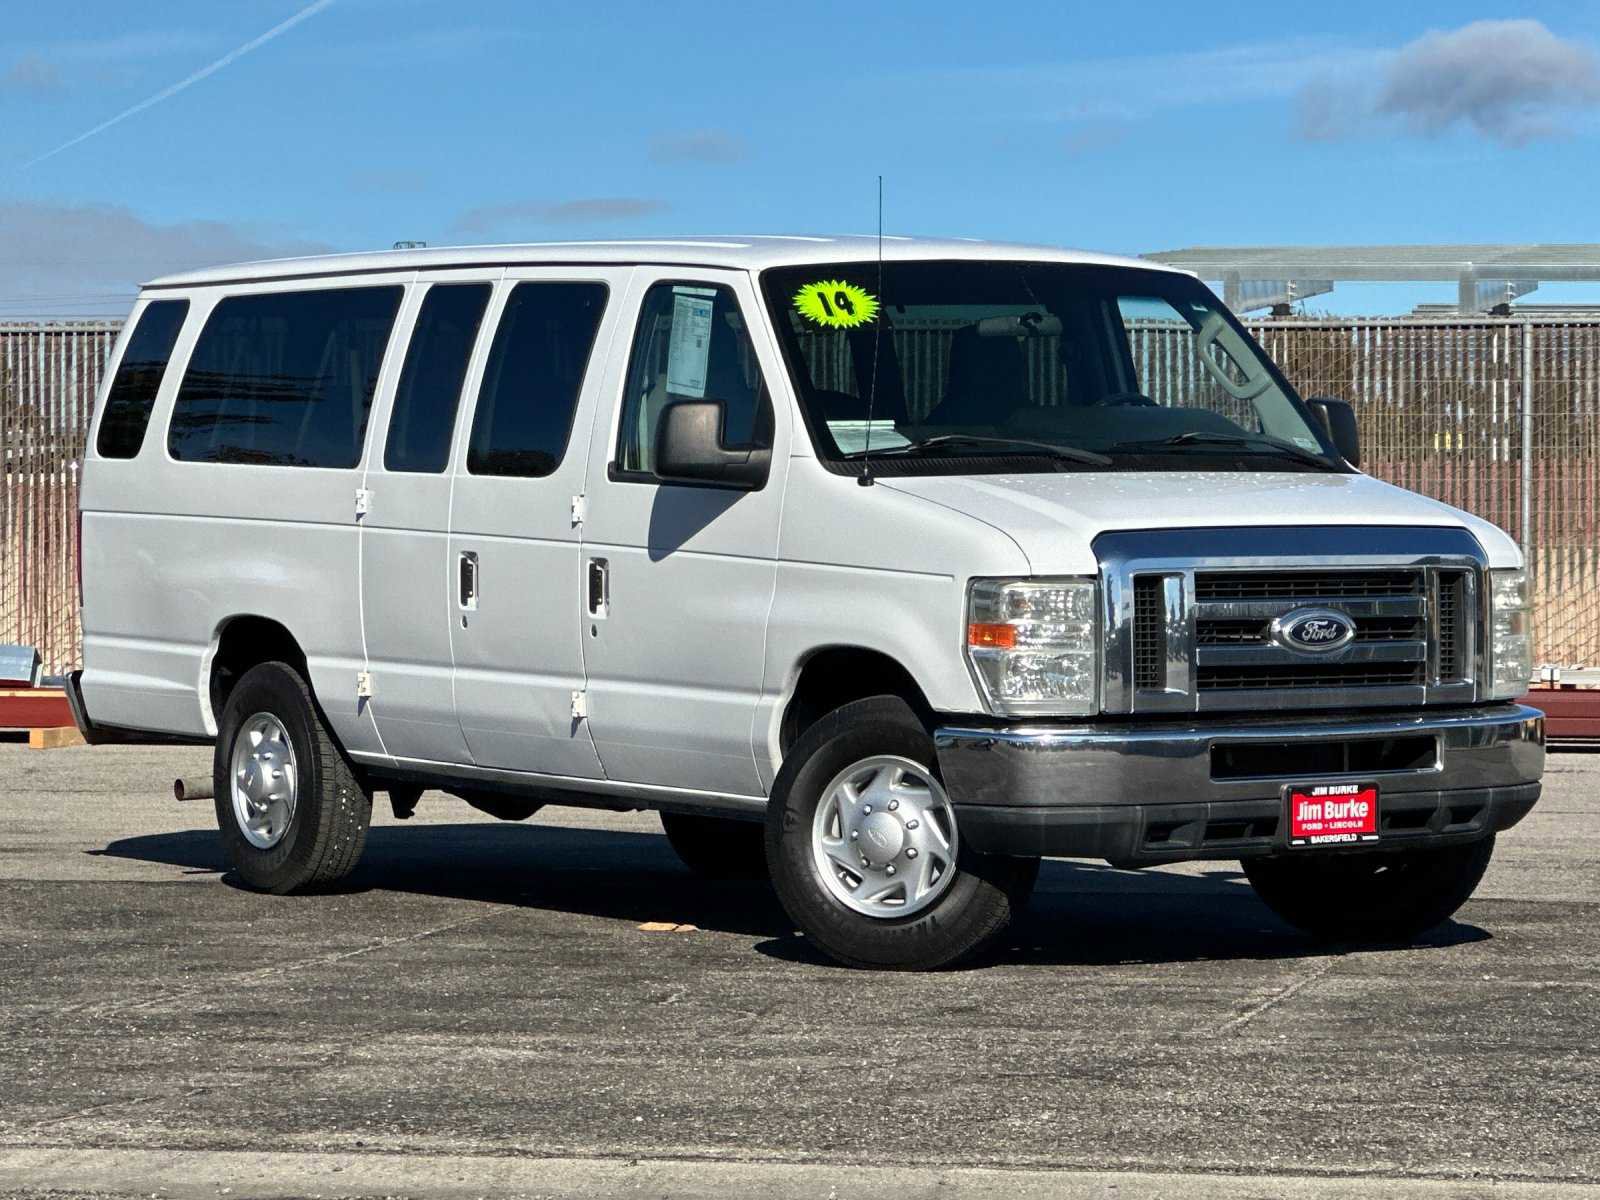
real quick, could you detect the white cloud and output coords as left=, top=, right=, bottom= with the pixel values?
left=12, top=30, right=218, bottom=66
left=1298, top=20, right=1600, bottom=146
left=914, top=25, right=1600, bottom=148
left=453, top=198, right=668, bottom=235
left=0, top=31, right=218, bottom=96
left=649, top=130, right=747, bottom=165
left=21, top=0, right=337, bottom=170
left=0, top=55, right=62, bottom=95
left=0, top=201, right=329, bottom=317
left=348, top=168, right=429, bottom=195
left=918, top=38, right=1374, bottom=124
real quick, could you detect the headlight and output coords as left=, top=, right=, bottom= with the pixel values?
left=1486, top=567, right=1532, bottom=700
left=966, top=578, right=1098, bottom=716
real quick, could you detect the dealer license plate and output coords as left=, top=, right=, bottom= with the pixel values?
left=1285, top=782, right=1380, bottom=848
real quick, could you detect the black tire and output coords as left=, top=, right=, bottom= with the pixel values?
left=213, top=661, right=372, bottom=894
left=764, top=696, right=1038, bottom=970
left=1243, top=835, right=1496, bottom=943
left=660, top=812, right=767, bottom=880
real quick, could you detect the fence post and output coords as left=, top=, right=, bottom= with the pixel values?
left=1520, top=320, right=1533, bottom=558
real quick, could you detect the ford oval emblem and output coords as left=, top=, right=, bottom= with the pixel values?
left=1272, top=607, right=1357, bottom=653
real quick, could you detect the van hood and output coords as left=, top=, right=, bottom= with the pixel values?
left=876, top=470, right=1520, bottom=574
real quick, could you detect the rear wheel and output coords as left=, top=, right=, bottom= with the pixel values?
left=1243, top=836, right=1495, bottom=942
left=765, top=696, right=1038, bottom=970
left=660, top=811, right=766, bottom=879
left=213, top=661, right=371, bottom=894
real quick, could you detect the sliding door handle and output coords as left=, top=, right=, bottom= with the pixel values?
left=459, top=551, right=479, bottom=610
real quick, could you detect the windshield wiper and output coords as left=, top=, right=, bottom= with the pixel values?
left=846, top=433, right=1112, bottom=467
left=1105, top=431, right=1335, bottom=468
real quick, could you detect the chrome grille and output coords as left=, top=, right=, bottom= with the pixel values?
left=1098, top=527, right=1487, bottom=715
left=1193, top=570, right=1423, bottom=601
left=1197, top=662, right=1426, bottom=690
left=1132, top=576, right=1165, bottom=690
left=1436, top=570, right=1467, bottom=682
left=1189, top=567, right=1430, bottom=697
left=1195, top=615, right=1425, bottom=645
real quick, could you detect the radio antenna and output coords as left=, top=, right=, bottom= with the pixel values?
left=858, top=174, right=884, bottom=487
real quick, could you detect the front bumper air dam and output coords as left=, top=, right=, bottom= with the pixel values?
left=934, top=703, right=1544, bottom=865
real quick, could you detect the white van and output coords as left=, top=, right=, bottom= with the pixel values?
left=69, top=236, right=1545, bottom=969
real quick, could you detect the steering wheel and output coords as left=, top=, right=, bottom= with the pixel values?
left=1095, top=391, right=1158, bottom=407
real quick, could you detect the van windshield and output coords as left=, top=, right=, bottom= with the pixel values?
left=759, top=260, right=1342, bottom=475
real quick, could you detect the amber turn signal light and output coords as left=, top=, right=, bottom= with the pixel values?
left=967, top=622, right=1017, bottom=650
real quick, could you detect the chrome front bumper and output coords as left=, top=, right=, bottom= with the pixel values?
left=934, top=703, right=1544, bottom=864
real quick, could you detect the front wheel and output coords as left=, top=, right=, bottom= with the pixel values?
left=765, top=696, right=1038, bottom=970
left=1243, top=836, right=1495, bottom=943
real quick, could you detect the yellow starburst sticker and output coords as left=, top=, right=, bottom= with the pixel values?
left=793, top=280, right=880, bottom=329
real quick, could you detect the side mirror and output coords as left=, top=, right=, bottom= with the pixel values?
left=1308, top=396, right=1361, bottom=468
left=654, top=400, right=771, bottom=489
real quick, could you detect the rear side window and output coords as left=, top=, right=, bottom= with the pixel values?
left=168, top=286, right=403, bottom=467
left=96, top=300, right=189, bottom=459
left=466, top=282, right=607, bottom=477
left=385, top=283, right=491, bottom=473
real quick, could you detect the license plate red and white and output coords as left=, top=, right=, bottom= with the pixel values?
left=1286, top=782, right=1380, bottom=848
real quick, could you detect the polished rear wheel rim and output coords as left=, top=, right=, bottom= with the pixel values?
left=230, top=712, right=299, bottom=850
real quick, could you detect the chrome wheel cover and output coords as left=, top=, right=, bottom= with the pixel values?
left=811, top=755, right=960, bottom=919
left=229, top=712, right=299, bottom=850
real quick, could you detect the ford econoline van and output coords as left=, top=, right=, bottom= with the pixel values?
left=69, top=237, right=1545, bottom=969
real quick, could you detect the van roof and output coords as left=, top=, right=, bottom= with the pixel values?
left=143, top=235, right=1186, bottom=289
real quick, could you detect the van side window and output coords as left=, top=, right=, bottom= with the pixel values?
left=615, top=283, right=771, bottom=479
left=168, top=286, right=403, bottom=468
left=96, top=300, right=189, bottom=459
left=465, top=281, right=607, bottom=478
left=385, top=283, right=491, bottom=473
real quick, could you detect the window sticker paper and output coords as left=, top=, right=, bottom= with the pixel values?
left=667, top=291, right=715, bottom=398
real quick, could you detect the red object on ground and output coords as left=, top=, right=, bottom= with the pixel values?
left=1522, top=688, right=1600, bottom=744
left=0, top=688, right=73, bottom=731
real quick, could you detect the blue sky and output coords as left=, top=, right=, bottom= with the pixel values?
left=5, top=1, right=1600, bottom=316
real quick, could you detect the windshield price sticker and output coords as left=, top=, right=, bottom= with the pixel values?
left=794, top=280, right=879, bottom=329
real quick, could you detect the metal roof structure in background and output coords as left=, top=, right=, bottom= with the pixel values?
left=1143, top=243, right=1600, bottom=315
left=1410, top=302, right=1600, bottom=319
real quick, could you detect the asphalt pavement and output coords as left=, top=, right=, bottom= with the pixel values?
left=1, top=740, right=1596, bottom=1198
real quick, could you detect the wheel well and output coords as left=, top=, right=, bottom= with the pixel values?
left=779, top=647, right=933, bottom=754
left=209, top=616, right=308, bottom=724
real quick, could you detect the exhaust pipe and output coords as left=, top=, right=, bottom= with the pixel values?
left=174, top=776, right=213, bottom=802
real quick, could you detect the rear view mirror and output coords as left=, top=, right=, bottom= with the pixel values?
left=655, top=400, right=771, bottom=489
left=1308, top=396, right=1361, bottom=468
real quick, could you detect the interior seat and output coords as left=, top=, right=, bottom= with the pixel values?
left=924, top=327, right=1030, bottom=427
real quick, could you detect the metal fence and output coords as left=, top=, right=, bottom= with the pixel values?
left=3, top=315, right=1598, bottom=675
left=1, top=322, right=117, bottom=678
left=1251, top=318, right=1600, bottom=672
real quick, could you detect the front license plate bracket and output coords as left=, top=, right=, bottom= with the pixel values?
left=1285, top=781, right=1380, bottom=848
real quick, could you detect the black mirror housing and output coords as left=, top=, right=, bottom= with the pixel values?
left=654, top=400, right=771, bottom=489
left=1308, top=396, right=1361, bottom=468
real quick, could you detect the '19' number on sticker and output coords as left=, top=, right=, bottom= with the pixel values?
left=815, top=288, right=854, bottom=318
left=792, top=279, right=879, bottom=329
